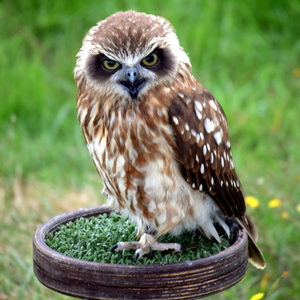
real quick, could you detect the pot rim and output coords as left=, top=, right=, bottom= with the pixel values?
left=33, top=205, right=247, bottom=271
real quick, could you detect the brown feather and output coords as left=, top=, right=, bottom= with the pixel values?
left=169, top=84, right=266, bottom=269
left=237, top=216, right=266, bottom=269
left=169, top=84, right=246, bottom=217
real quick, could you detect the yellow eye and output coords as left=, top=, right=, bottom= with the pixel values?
left=102, top=60, right=120, bottom=70
left=141, top=53, right=159, bottom=66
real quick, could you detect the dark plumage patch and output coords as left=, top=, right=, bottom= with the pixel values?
left=168, top=84, right=246, bottom=219
left=86, top=53, right=121, bottom=81
left=141, top=48, right=176, bottom=78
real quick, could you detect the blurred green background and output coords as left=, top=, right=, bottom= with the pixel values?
left=1, top=0, right=299, bottom=299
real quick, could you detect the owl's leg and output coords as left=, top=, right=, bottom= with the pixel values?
left=110, top=233, right=182, bottom=261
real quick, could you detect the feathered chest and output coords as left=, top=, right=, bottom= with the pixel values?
left=79, top=97, right=177, bottom=197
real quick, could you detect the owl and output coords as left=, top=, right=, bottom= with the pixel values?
left=75, top=10, right=265, bottom=269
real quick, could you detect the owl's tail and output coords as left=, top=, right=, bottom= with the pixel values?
left=237, top=215, right=266, bottom=269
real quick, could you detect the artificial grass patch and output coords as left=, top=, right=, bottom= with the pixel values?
left=46, top=212, right=232, bottom=265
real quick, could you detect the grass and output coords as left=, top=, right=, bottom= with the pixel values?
left=45, top=213, right=232, bottom=265
left=0, top=0, right=300, bottom=299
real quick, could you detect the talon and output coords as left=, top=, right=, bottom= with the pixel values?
left=134, top=252, right=140, bottom=262
left=108, top=234, right=184, bottom=260
left=180, top=245, right=186, bottom=252
left=134, top=248, right=147, bottom=261
left=109, top=243, right=119, bottom=252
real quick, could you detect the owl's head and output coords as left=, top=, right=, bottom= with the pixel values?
left=75, top=11, right=191, bottom=102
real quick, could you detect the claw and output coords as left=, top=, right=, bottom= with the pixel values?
left=109, top=243, right=119, bottom=252
left=134, top=252, right=140, bottom=262
left=180, top=245, right=186, bottom=252
left=108, top=233, right=184, bottom=260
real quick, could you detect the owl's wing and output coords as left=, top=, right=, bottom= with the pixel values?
left=168, top=84, right=245, bottom=218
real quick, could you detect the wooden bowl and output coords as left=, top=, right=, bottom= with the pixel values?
left=33, top=205, right=248, bottom=300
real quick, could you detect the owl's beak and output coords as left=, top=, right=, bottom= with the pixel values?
left=119, top=67, right=146, bottom=100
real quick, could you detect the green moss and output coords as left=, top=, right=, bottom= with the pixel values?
left=46, top=213, right=232, bottom=265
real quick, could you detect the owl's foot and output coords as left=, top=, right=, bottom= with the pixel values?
left=110, top=233, right=183, bottom=261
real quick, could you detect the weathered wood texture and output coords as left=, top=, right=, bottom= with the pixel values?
left=33, top=205, right=248, bottom=300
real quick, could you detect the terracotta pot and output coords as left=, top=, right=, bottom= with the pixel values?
left=33, top=205, right=248, bottom=300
